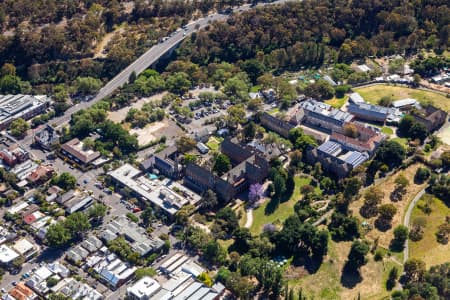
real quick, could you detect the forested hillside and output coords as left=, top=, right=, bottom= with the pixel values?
left=177, top=0, right=449, bottom=71
left=0, top=0, right=227, bottom=87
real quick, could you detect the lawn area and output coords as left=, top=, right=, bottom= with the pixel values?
left=349, top=163, right=427, bottom=249
left=325, top=95, right=349, bottom=109
left=391, top=137, right=408, bottom=149
left=409, top=195, right=450, bottom=268
left=381, top=127, right=394, bottom=135
left=354, top=84, right=450, bottom=112
left=268, top=107, right=280, bottom=115
left=250, top=177, right=320, bottom=235
left=206, top=136, right=224, bottom=151
left=250, top=85, right=261, bottom=93
left=287, top=240, right=397, bottom=300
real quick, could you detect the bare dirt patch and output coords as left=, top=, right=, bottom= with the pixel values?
left=130, top=121, right=167, bottom=146
left=107, top=92, right=167, bottom=123
left=94, top=26, right=125, bottom=58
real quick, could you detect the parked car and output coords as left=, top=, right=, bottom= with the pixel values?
left=133, top=207, right=142, bottom=213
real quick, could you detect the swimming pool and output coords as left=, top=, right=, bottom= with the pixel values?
left=148, top=173, right=158, bottom=180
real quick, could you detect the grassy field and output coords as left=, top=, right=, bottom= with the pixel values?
left=391, top=137, right=408, bottom=149
left=381, top=127, right=394, bottom=135
left=437, top=125, right=450, bottom=146
left=250, top=177, right=320, bottom=235
left=287, top=240, right=398, bottom=300
left=349, top=164, right=427, bottom=249
left=325, top=95, right=349, bottom=109
left=354, top=84, right=450, bottom=112
left=409, top=196, right=450, bottom=267
left=206, top=136, right=224, bottom=151
left=250, top=85, right=261, bottom=93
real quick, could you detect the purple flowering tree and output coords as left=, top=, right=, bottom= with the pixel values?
left=248, top=183, right=264, bottom=203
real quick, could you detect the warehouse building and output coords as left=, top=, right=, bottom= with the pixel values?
left=0, top=94, right=50, bottom=130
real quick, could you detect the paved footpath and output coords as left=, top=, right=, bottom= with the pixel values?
left=244, top=208, right=253, bottom=228
left=403, top=188, right=426, bottom=263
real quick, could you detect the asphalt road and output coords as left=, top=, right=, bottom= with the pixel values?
left=47, top=1, right=294, bottom=129
left=50, top=14, right=227, bottom=129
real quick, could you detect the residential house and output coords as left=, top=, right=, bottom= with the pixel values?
left=26, top=165, right=54, bottom=185
left=93, top=253, right=137, bottom=289
left=0, top=245, right=19, bottom=267
left=0, top=137, right=29, bottom=168
left=45, top=185, right=63, bottom=203
left=6, top=282, right=38, bottom=300
left=10, top=161, right=38, bottom=182
left=57, top=190, right=94, bottom=214
left=99, top=215, right=164, bottom=256
left=12, top=239, right=39, bottom=261
left=51, top=277, right=103, bottom=300
left=0, top=226, right=17, bottom=245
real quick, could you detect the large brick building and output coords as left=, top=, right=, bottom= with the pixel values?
left=184, top=139, right=269, bottom=202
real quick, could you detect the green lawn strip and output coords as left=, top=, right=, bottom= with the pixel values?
left=250, top=85, right=261, bottom=93
left=381, top=127, right=393, bottom=135
left=268, top=107, right=280, bottom=115
left=206, top=136, right=224, bottom=151
left=391, top=137, right=408, bottom=149
left=250, top=177, right=319, bottom=235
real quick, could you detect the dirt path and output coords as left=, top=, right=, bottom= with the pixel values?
left=94, top=26, right=125, bottom=58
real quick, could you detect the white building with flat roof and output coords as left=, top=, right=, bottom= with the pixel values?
left=0, top=245, right=19, bottom=265
left=12, top=238, right=39, bottom=260
left=109, top=164, right=200, bottom=216
left=0, top=94, right=50, bottom=130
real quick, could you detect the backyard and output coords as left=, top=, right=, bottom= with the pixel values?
left=409, top=195, right=450, bottom=267
left=249, top=176, right=321, bottom=235
left=354, top=84, right=450, bottom=112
